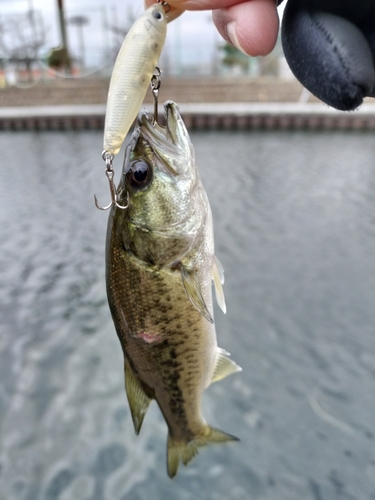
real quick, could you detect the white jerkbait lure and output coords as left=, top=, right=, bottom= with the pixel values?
left=103, top=3, right=167, bottom=156
left=95, top=3, right=168, bottom=211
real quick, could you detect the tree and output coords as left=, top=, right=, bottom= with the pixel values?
left=106, top=6, right=136, bottom=62
left=0, top=11, right=46, bottom=82
left=219, top=42, right=250, bottom=74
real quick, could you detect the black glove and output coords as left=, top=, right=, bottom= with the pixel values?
left=279, top=0, right=375, bottom=110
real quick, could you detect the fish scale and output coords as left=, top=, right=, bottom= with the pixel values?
left=107, top=252, right=212, bottom=440
left=107, top=240, right=213, bottom=383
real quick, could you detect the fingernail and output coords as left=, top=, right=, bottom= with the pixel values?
left=225, top=21, right=247, bottom=55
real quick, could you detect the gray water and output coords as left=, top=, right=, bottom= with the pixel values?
left=1, top=128, right=375, bottom=500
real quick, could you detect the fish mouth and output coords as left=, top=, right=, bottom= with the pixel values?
left=139, top=101, right=190, bottom=150
left=163, top=100, right=184, bottom=141
left=143, top=99, right=179, bottom=121
left=135, top=100, right=194, bottom=177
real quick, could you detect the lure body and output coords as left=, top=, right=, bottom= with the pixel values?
left=103, top=4, right=167, bottom=155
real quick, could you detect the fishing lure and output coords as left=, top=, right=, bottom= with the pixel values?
left=95, top=3, right=167, bottom=210
left=104, top=3, right=167, bottom=155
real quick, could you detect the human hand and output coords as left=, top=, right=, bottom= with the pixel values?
left=145, top=0, right=375, bottom=111
left=144, top=0, right=280, bottom=56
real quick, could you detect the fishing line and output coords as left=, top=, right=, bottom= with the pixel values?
left=3, top=57, right=112, bottom=89
left=38, top=59, right=111, bottom=79
left=309, top=389, right=355, bottom=435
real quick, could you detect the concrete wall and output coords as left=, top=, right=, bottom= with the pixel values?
left=0, top=77, right=318, bottom=107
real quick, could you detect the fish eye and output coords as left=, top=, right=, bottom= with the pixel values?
left=126, top=160, right=152, bottom=190
left=152, top=9, right=163, bottom=21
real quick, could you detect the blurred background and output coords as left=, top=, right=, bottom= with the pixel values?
left=1, top=1, right=375, bottom=500
left=0, top=0, right=288, bottom=83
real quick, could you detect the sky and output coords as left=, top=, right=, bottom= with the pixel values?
left=0, top=0, right=285, bottom=75
left=0, top=0, right=225, bottom=73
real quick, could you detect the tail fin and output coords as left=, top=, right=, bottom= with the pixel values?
left=167, top=426, right=239, bottom=478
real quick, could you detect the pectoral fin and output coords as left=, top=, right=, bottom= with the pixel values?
left=124, top=360, right=151, bottom=435
left=211, top=347, right=242, bottom=384
left=180, top=265, right=213, bottom=324
left=212, top=256, right=226, bottom=314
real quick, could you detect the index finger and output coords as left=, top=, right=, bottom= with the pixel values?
left=145, top=0, right=259, bottom=9
left=143, top=0, right=251, bottom=21
left=144, top=0, right=279, bottom=56
left=213, top=0, right=279, bottom=56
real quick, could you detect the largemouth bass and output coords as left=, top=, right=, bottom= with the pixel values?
left=106, top=101, right=241, bottom=477
left=103, top=4, right=167, bottom=156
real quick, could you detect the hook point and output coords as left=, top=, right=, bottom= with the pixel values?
left=94, top=193, right=112, bottom=210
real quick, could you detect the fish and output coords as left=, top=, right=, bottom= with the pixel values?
left=106, top=100, right=242, bottom=477
left=103, top=4, right=167, bottom=156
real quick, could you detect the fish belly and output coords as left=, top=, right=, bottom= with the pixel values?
left=106, top=236, right=217, bottom=440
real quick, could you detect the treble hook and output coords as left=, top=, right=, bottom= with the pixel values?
left=150, top=67, right=161, bottom=126
left=94, top=151, right=129, bottom=210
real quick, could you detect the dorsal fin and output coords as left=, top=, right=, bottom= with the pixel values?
left=124, top=360, right=152, bottom=435
left=211, top=348, right=242, bottom=384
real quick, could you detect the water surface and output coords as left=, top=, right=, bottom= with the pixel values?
left=1, top=129, right=375, bottom=499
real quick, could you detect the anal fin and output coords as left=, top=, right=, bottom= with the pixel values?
left=124, top=359, right=151, bottom=435
left=211, top=347, right=242, bottom=384
left=180, top=264, right=213, bottom=323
